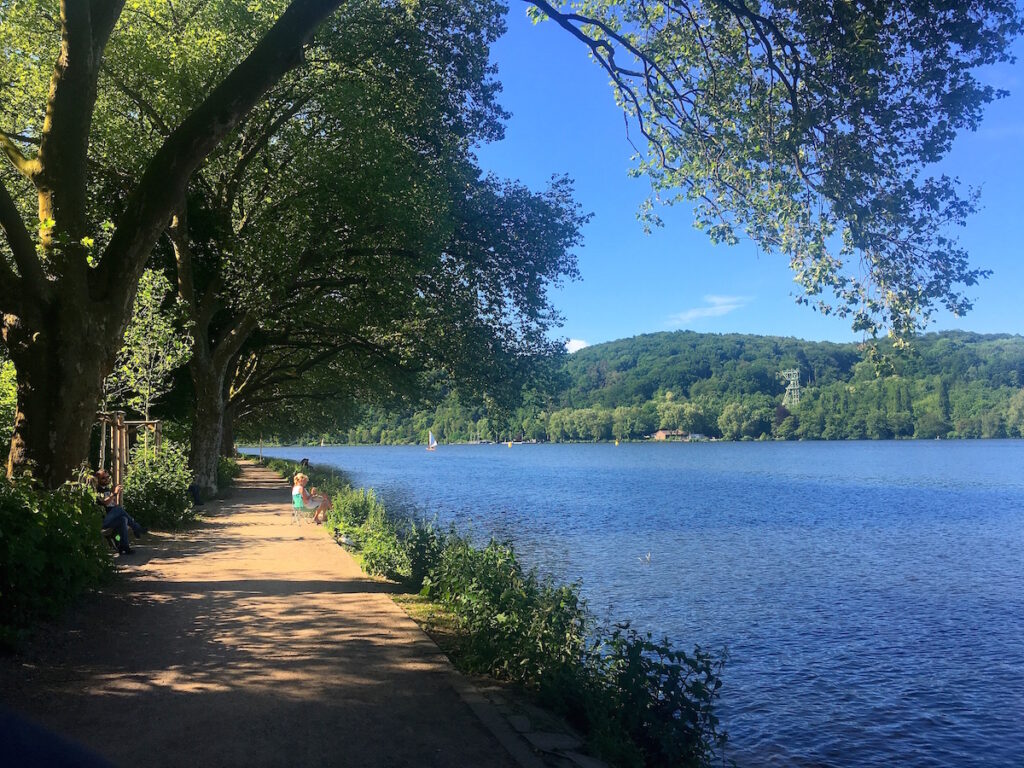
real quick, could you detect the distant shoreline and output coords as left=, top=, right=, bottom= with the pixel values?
left=241, top=435, right=1023, bottom=450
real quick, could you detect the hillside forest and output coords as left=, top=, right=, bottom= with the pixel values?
left=282, top=331, right=1024, bottom=445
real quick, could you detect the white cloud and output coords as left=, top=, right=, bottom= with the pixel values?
left=565, top=338, right=590, bottom=353
left=667, top=295, right=751, bottom=327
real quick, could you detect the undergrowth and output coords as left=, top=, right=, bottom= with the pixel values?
left=217, top=455, right=243, bottom=492
left=122, top=440, right=195, bottom=529
left=0, top=478, right=113, bottom=648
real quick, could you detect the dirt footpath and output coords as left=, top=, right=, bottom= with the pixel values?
left=0, top=463, right=521, bottom=767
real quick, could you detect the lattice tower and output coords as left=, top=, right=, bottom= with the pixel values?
left=780, top=369, right=801, bottom=407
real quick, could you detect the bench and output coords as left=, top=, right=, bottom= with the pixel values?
left=292, top=499, right=314, bottom=525
left=101, top=526, right=120, bottom=551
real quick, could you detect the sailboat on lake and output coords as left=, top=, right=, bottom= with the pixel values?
left=426, top=430, right=438, bottom=451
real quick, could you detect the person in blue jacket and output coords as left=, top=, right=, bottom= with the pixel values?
left=93, top=469, right=145, bottom=554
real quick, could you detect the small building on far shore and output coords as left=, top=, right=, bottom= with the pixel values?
left=651, top=429, right=688, bottom=441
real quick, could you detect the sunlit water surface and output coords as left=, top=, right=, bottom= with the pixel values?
left=243, top=441, right=1024, bottom=767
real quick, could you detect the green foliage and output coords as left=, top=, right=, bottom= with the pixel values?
left=547, top=0, right=1023, bottom=338
left=104, top=269, right=192, bottom=418
left=328, top=487, right=379, bottom=528
left=1008, top=390, right=1024, bottom=438
left=428, top=536, right=589, bottom=685
left=406, top=521, right=445, bottom=593
left=0, top=358, right=15, bottom=465
left=356, top=503, right=411, bottom=583
left=584, top=626, right=727, bottom=768
left=88, top=0, right=579, bottom=460
left=0, top=479, right=112, bottom=646
left=320, top=486, right=410, bottom=582
left=216, top=455, right=242, bottom=490
left=122, top=441, right=195, bottom=529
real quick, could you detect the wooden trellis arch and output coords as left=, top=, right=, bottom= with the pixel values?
left=96, top=411, right=162, bottom=493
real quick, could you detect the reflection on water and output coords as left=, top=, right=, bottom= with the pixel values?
left=244, top=441, right=1024, bottom=767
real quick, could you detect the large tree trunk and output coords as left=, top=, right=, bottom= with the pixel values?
left=189, top=363, right=225, bottom=496
left=221, top=405, right=236, bottom=458
left=172, top=197, right=257, bottom=496
left=4, top=308, right=114, bottom=487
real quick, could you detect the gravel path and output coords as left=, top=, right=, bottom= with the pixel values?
left=0, top=462, right=519, bottom=767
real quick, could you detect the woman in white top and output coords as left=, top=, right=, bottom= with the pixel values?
left=292, top=473, right=329, bottom=524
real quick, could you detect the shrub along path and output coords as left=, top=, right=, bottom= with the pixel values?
left=0, top=462, right=525, bottom=767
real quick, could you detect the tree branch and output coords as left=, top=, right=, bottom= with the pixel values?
left=0, top=258, right=20, bottom=313
left=0, top=134, right=40, bottom=179
left=229, top=350, right=262, bottom=401
left=89, top=0, right=126, bottom=57
left=1, top=131, right=41, bottom=147
left=168, top=200, right=196, bottom=314
left=229, top=340, right=373, bottom=410
left=223, top=93, right=313, bottom=213
left=101, top=65, right=172, bottom=136
left=29, top=1, right=125, bottom=284
left=212, top=313, right=259, bottom=377
left=195, top=279, right=223, bottom=335
left=0, top=178, right=47, bottom=302
left=94, top=0, right=345, bottom=315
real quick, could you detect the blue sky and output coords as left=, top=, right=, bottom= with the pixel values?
left=474, top=8, right=1024, bottom=350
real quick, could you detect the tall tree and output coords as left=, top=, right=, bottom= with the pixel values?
left=226, top=172, right=584, bottom=454
left=105, top=268, right=191, bottom=421
left=87, top=0, right=522, bottom=491
left=0, top=0, right=357, bottom=486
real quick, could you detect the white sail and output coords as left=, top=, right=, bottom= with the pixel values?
left=427, top=431, right=437, bottom=451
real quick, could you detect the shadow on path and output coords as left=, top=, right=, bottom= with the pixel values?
left=0, top=463, right=517, bottom=768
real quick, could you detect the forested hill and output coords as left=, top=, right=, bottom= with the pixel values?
left=562, top=330, right=1023, bottom=404
left=331, top=330, right=1024, bottom=444
left=562, top=331, right=864, bottom=407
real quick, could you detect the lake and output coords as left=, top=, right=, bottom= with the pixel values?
left=242, top=441, right=1024, bottom=767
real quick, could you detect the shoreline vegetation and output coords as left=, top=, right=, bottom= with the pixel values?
left=264, top=456, right=728, bottom=768
left=249, top=432, right=1024, bottom=449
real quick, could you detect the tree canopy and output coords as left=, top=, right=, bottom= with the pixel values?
left=0, top=0, right=583, bottom=489
left=0, top=0, right=360, bottom=485
left=531, top=0, right=1023, bottom=337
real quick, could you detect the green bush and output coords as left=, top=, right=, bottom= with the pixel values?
left=217, top=455, right=242, bottom=490
left=323, top=487, right=411, bottom=581
left=0, top=478, right=112, bottom=646
left=329, top=487, right=381, bottom=528
left=582, top=626, right=728, bottom=767
left=357, top=501, right=410, bottom=581
left=426, top=536, right=726, bottom=766
left=0, top=360, right=15, bottom=466
left=406, top=520, right=444, bottom=592
left=122, top=440, right=195, bottom=529
left=428, top=537, right=588, bottom=685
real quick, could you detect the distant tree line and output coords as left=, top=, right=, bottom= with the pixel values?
left=276, top=331, right=1024, bottom=445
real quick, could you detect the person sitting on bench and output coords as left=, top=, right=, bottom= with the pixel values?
left=93, top=470, right=145, bottom=554
left=292, top=473, right=329, bottom=525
